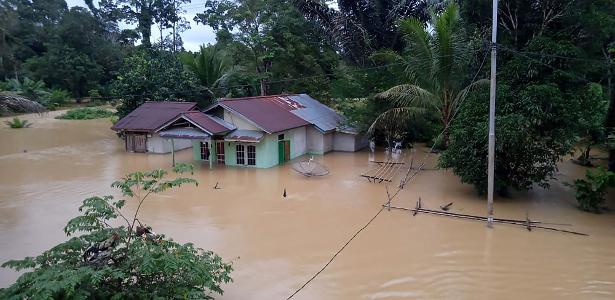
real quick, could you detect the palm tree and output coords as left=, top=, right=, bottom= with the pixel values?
left=7, top=77, right=49, bottom=102
left=370, top=2, right=487, bottom=148
left=179, top=45, right=230, bottom=99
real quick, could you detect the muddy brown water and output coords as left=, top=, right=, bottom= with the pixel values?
left=1, top=111, right=614, bottom=299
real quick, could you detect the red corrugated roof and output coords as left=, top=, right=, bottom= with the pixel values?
left=112, top=101, right=197, bottom=132
left=217, top=95, right=310, bottom=133
left=182, top=111, right=233, bottom=135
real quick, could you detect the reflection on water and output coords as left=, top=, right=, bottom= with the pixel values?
left=1, top=112, right=614, bottom=299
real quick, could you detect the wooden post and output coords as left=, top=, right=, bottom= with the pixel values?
left=171, top=139, right=175, bottom=167
left=209, top=139, right=213, bottom=169
left=386, top=186, right=391, bottom=211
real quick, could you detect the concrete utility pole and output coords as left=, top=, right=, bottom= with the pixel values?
left=487, top=0, right=499, bottom=228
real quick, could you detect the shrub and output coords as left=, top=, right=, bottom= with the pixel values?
left=43, top=89, right=71, bottom=107
left=0, top=164, right=233, bottom=298
left=440, top=84, right=599, bottom=194
left=5, top=117, right=32, bottom=128
left=7, top=77, right=49, bottom=101
left=56, top=107, right=115, bottom=120
left=565, top=167, right=615, bottom=212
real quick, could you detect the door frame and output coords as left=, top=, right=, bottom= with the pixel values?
left=216, top=141, right=225, bottom=164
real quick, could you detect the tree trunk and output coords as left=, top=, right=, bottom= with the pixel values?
left=137, top=0, right=153, bottom=48
left=260, top=79, right=268, bottom=96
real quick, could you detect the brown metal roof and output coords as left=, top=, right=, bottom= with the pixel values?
left=224, top=129, right=265, bottom=142
left=215, top=95, right=310, bottom=133
left=181, top=111, right=234, bottom=135
left=112, top=101, right=197, bottom=132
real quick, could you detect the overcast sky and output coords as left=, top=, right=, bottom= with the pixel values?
left=65, top=0, right=217, bottom=51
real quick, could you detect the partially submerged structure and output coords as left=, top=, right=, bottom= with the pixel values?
left=112, top=94, right=367, bottom=168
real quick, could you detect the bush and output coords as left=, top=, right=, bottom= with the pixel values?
left=56, top=107, right=115, bottom=120
left=440, top=83, right=596, bottom=194
left=5, top=117, right=32, bottom=128
left=566, top=167, right=615, bottom=212
left=43, top=89, right=71, bottom=107
left=0, top=164, right=233, bottom=298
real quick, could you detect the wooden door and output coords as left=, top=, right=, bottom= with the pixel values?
left=134, top=135, right=146, bottom=152
left=284, top=140, right=290, bottom=162
left=278, top=140, right=291, bottom=163
left=216, top=142, right=225, bottom=164
left=126, top=134, right=147, bottom=152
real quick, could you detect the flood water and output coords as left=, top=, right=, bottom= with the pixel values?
left=1, top=111, right=614, bottom=299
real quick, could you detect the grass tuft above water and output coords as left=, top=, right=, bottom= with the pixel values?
left=55, top=107, right=115, bottom=120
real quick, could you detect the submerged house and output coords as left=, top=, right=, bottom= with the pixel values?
left=111, top=101, right=199, bottom=153
left=112, top=94, right=367, bottom=168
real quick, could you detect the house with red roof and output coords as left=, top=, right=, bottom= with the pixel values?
left=112, top=94, right=367, bottom=168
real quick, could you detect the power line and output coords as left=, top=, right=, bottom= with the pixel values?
left=497, top=45, right=613, bottom=64
left=286, top=48, right=492, bottom=299
left=498, top=46, right=594, bottom=83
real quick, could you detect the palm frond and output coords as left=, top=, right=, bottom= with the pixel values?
left=376, top=84, right=438, bottom=110
left=450, top=79, right=489, bottom=113
left=368, top=107, right=428, bottom=136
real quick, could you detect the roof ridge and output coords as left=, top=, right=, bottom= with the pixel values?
left=219, top=94, right=298, bottom=101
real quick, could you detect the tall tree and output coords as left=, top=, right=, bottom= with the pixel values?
left=179, top=45, right=230, bottom=105
left=195, top=0, right=338, bottom=97
left=112, top=49, right=203, bottom=117
left=370, top=2, right=486, bottom=147
left=292, top=0, right=430, bottom=65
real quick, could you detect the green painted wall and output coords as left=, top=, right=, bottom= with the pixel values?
left=223, top=135, right=279, bottom=168
left=257, top=134, right=278, bottom=168
left=224, top=141, right=237, bottom=166
left=192, top=140, right=200, bottom=161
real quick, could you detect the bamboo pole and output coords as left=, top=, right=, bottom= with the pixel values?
left=383, top=205, right=588, bottom=236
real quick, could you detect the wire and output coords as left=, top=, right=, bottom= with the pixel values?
left=498, top=46, right=593, bottom=83
left=286, top=206, right=386, bottom=300
left=497, top=44, right=613, bottom=64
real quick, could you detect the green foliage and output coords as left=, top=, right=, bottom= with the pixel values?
left=0, top=163, right=232, bottom=299
left=370, top=2, right=487, bottom=147
left=5, top=117, right=32, bottom=128
left=179, top=45, right=230, bottom=106
left=112, top=49, right=204, bottom=118
left=55, top=107, right=115, bottom=120
left=43, top=88, right=71, bottom=107
left=6, top=77, right=49, bottom=101
left=565, top=167, right=615, bottom=212
left=292, top=0, right=429, bottom=64
left=440, top=83, right=600, bottom=194
left=195, top=0, right=339, bottom=97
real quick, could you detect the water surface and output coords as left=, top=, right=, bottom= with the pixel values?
left=1, top=112, right=614, bottom=299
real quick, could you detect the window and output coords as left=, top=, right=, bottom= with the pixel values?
left=247, top=145, right=256, bottom=166
left=278, top=134, right=285, bottom=140
left=200, top=142, right=210, bottom=160
left=236, top=144, right=245, bottom=165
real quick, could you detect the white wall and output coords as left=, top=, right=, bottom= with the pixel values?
left=323, top=132, right=333, bottom=153
left=333, top=132, right=358, bottom=152
left=306, top=126, right=324, bottom=154
left=223, top=110, right=259, bottom=130
left=147, top=134, right=192, bottom=154
left=287, top=126, right=307, bottom=159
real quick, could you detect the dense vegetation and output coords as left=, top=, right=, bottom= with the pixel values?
left=0, top=0, right=613, bottom=196
left=56, top=107, right=115, bottom=120
left=0, top=164, right=233, bottom=298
